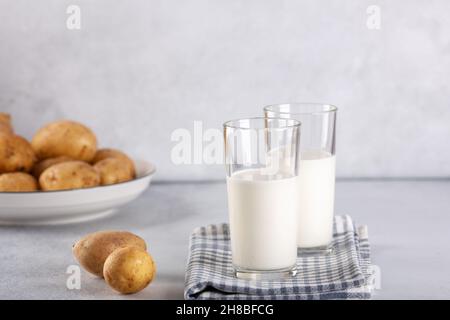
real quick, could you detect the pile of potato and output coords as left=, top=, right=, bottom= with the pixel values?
left=0, top=113, right=136, bottom=192
left=73, top=230, right=156, bottom=294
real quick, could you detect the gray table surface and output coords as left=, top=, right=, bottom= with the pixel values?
left=1, top=180, right=449, bottom=300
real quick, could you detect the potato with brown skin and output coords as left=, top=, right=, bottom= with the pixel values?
left=73, top=231, right=147, bottom=277
left=0, top=113, right=12, bottom=127
left=32, top=120, right=97, bottom=162
left=94, top=158, right=135, bottom=186
left=0, top=172, right=38, bottom=192
left=32, top=156, right=73, bottom=179
left=39, top=161, right=100, bottom=191
left=103, top=247, right=156, bottom=294
left=0, top=113, right=13, bottom=135
left=92, top=148, right=135, bottom=177
left=0, top=123, right=13, bottom=135
left=0, top=134, right=37, bottom=173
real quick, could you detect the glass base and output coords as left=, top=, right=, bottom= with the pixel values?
left=297, top=244, right=334, bottom=256
left=234, top=264, right=297, bottom=280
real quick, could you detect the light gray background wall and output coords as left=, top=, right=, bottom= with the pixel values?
left=0, top=0, right=449, bottom=181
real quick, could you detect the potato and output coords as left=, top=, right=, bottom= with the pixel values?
left=39, top=161, right=100, bottom=191
left=73, top=231, right=147, bottom=277
left=0, top=134, right=37, bottom=173
left=94, top=158, right=134, bottom=186
left=0, top=172, right=38, bottom=192
left=0, top=113, right=12, bottom=127
left=103, top=247, right=156, bottom=294
left=0, top=123, right=13, bottom=135
left=32, top=120, right=97, bottom=162
left=32, top=156, right=73, bottom=179
left=92, top=148, right=135, bottom=177
left=0, top=113, right=13, bottom=134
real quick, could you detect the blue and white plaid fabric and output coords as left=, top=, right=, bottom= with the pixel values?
left=184, top=215, right=375, bottom=300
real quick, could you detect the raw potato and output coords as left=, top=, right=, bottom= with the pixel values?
left=0, top=113, right=12, bottom=127
left=39, top=161, right=100, bottom=191
left=32, top=156, right=73, bottom=178
left=103, top=247, right=156, bottom=294
left=0, top=123, right=13, bottom=135
left=32, top=120, right=97, bottom=162
left=0, top=116, right=138, bottom=193
left=0, top=134, right=37, bottom=173
left=94, top=158, right=134, bottom=186
left=73, top=231, right=147, bottom=277
left=92, top=148, right=135, bottom=177
left=0, top=172, right=38, bottom=192
left=0, top=113, right=13, bottom=134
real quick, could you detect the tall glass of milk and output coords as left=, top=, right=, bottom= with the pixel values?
left=264, top=103, right=337, bottom=254
left=224, top=117, right=301, bottom=280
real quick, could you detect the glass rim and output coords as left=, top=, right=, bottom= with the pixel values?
left=263, top=102, right=338, bottom=116
left=223, top=116, right=301, bottom=130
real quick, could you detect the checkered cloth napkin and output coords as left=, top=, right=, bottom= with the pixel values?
left=184, top=215, right=376, bottom=300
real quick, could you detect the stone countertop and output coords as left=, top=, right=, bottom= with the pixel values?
left=1, top=180, right=449, bottom=300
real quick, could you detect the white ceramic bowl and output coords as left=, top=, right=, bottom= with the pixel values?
left=0, top=159, right=156, bottom=225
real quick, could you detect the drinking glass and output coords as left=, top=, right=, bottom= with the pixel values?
left=264, top=103, right=337, bottom=254
left=223, top=117, right=301, bottom=280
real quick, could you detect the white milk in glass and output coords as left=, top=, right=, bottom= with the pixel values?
left=226, top=169, right=298, bottom=271
left=267, top=148, right=336, bottom=248
left=297, top=150, right=336, bottom=248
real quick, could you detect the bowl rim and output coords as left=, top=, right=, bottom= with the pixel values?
left=0, top=159, right=156, bottom=195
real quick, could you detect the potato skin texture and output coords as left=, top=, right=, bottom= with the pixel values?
left=32, top=156, right=73, bottom=179
left=39, top=161, right=100, bottom=191
left=103, top=247, right=156, bottom=294
left=0, top=113, right=13, bottom=134
left=94, top=158, right=134, bottom=186
left=0, top=113, right=11, bottom=127
left=0, top=172, right=38, bottom=192
left=0, top=123, right=13, bottom=135
left=92, top=148, right=135, bottom=177
left=32, top=120, right=97, bottom=162
left=73, top=231, right=147, bottom=277
left=0, top=134, right=37, bottom=173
